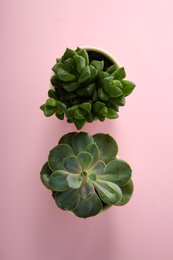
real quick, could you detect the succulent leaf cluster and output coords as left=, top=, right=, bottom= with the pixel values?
left=40, top=47, right=136, bottom=129
left=40, top=132, right=133, bottom=218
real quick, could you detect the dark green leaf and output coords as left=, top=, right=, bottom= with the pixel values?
left=97, top=114, right=105, bottom=122
left=49, top=170, right=69, bottom=191
left=64, top=58, right=77, bottom=75
left=48, top=144, right=75, bottom=171
left=40, top=104, right=46, bottom=111
left=63, top=156, right=81, bottom=173
left=79, top=102, right=92, bottom=113
left=74, top=109, right=85, bottom=120
left=63, top=82, right=80, bottom=92
left=94, top=180, right=122, bottom=204
left=56, top=101, right=66, bottom=114
left=93, top=101, right=105, bottom=113
left=106, top=64, right=119, bottom=74
left=88, top=65, right=98, bottom=83
left=77, top=49, right=89, bottom=65
left=120, top=80, right=136, bottom=96
left=98, top=106, right=108, bottom=116
left=93, top=133, right=118, bottom=164
left=44, top=106, right=56, bottom=117
left=106, top=108, right=119, bottom=119
left=58, top=132, right=77, bottom=145
left=65, top=105, right=79, bottom=119
left=77, top=83, right=95, bottom=97
left=72, top=132, right=94, bottom=155
left=61, top=48, right=77, bottom=62
left=48, top=89, right=60, bottom=99
left=98, top=88, right=109, bottom=101
left=57, top=68, right=76, bottom=82
left=110, top=95, right=125, bottom=106
left=91, top=60, right=104, bottom=73
left=108, top=83, right=123, bottom=98
left=103, top=76, right=114, bottom=93
left=73, top=192, right=102, bottom=218
left=111, top=67, right=126, bottom=80
left=52, top=62, right=64, bottom=74
left=55, top=112, right=64, bottom=120
left=74, top=118, right=87, bottom=130
left=40, top=162, right=53, bottom=190
left=78, top=65, right=91, bottom=83
left=55, top=189, right=80, bottom=211
left=74, top=55, right=86, bottom=73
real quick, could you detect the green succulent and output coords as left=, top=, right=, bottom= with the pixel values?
left=40, top=47, right=136, bottom=129
left=40, top=132, right=134, bottom=218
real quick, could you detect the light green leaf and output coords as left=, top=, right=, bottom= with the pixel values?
left=93, top=134, right=118, bottom=164
left=73, top=192, right=102, bottom=218
left=40, top=162, right=53, bottom=190
left=100, top=159, right=132, bottom=186
left=67, top=174, right=82, bottom=189
left=74, top=109, right=85, bottom=120
left=94, top=180, right=122, bottom=204
left=77, top=152, right=93, bottom=170
left=72, top=132, right=94, bottom=155
left=55, top=189, right=80, bottom=211
left=85, top=143, right=99, bottom=167
left=46, top=98, right=57, bottom=107
left=49, top=170, right=69, bottom=191
left=88, top=160, right=106, bottom=175
left=115, top=179, right=134, bottom=206
left=87, top=173, right=97, bottom=183
left=48, top=144, right=75, bottom=171
left=78, top=180, right=95, bottom=200
left=108, top=83, right=123, bottom=98
left=63, top=156, right=81, bottom=173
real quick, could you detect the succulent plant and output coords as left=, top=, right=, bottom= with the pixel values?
left=40, top=132, right=133, bottom=218
left=40, top=47, right=136, bottom=129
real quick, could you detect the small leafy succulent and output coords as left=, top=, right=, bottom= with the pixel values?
left=40, top=132, right=133, bottom=218
left=40, top=47, right=136, bottom=129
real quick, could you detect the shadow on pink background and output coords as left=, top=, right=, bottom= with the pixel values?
left=1, top=0, right=173, bottom=259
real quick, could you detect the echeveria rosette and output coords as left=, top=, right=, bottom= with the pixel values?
left=40, top=47, right=136, bottom=129
left=40, top=132, right=134, bottom=218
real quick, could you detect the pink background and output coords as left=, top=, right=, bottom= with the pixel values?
left=1, top=0, right=173, bottom=259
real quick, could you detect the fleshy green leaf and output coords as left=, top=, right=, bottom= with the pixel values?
left=87, top=173, right=97, bottom=183
left=52, top=62, right=64, bottom=74
left=55, top=189, right=80, bottom=211
left=48, top=144, right=75, bottom=171
left=93, top=134, right=118, bottom=164
left=61, top=48, right=77, bottom=62
left=85, top=143, right=99, bottom=167
left=110, top=95, right=125, bottom=106
left=77, top=83, right=95, bottom=97
left=49, top=170, right=69, bottom=191
left=103, top=76, right=114, bottom=93
left=74, top=118, right=87, bottom=130
left=73, top=192, right=102, bottom=218
left=91, top=60, right=104, bottom=73
left=89, top=160, right=106, bottom=176
left=77, top=49, right=89, bottom=65
left=93, top=101, right=105, bottom=113
left=79, top=102, right=92, bottom=113
left=120, top=80, right=136, bottom=96
left=65, top=105, right=79, bottom=119
left=57, top=68, right=76, bottom=82
left=40, top=162, right=53, bottom=190
left=44, top=106, right=56, bottom=117
left=56, top=101, right=67, bottom=114
left=72, top=132, right=94, bottom=155
left=46, top=98, right=57, bottom=107
left=108, top=82, right=123, bottom=98
left=98, top=106, right=108, bottom=116
left=74, top=55, right=86, bottom=73
left=63, top=82, right=80, bottom=92
left=77, top=152, right=93, bottom=170
left=94, top=180, right=122, bottom=204
left=55, top=112, right=64, bottom=120
left=106, top=108, right=119, bottom=119
left=64, top=58, right=77, bottom=75
left=63, top=156, right=82, bottom=173
left=78, top=180, right=95, bottom=200
left=67, top=174, right=82, bottom=189
left=74, top=109, right=85, bottom=120
left=115, top=179, right=134, bottom=206
left=98, top=88, right=109, bottom=101
left=100, top=159, right=132, bottom=186
left=88, top=65, right=98, bottom=83
left=106, top=64, right=119, bottom=74
left=111, top=67, right=126, bottom=80
left=78, top=65, right=91, bottom=83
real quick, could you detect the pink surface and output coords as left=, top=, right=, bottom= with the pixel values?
left=1, top=0, right=173, bottom=259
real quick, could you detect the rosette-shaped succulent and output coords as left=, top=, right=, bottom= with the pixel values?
left=40, top=47, right=136, bottom=129
left=40, top=132, right=134, bottom=218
